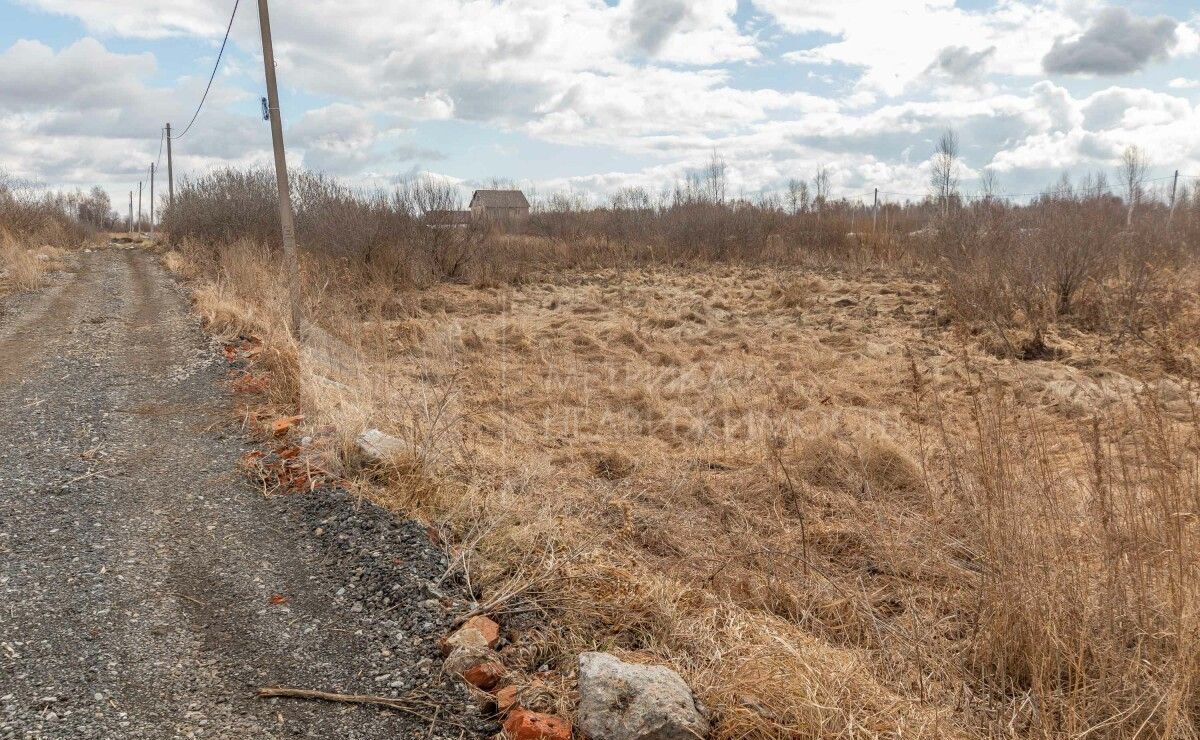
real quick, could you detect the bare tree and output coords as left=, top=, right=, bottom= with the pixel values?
left=76, top=186, right=112, bottom=228
left=1119, top=145, right=1149, bottom=226
left=786, top=178, right=809, bottom=214
left=979, top=170, right=998, bottom=201
left=1051, top=171, right=1073, bottom=200
left=611, top=186, right=652, bottom=212
left=930, top=128, right=960, bottom=217
left=1079, top=170, right=1110, bottom=200
left=813, top=166, right=830, bottom=224
left=704, top=150, right=728, bottom=204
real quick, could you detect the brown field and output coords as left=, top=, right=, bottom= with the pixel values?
left=178, top=234, right=1200, bottom=739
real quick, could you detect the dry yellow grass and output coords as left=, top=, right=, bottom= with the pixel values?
left=169, top=239, right=1200, bottom=738
left=0, top=228, right=68, bottom=295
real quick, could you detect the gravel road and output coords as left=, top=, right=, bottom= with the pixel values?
left=0, top=248, right=489, bottom=739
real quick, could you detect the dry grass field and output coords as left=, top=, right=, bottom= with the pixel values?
left=175, top=233, right=1200, bottom=739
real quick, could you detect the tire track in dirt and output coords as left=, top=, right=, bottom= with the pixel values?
left=0, top=261, right=97, bottom=384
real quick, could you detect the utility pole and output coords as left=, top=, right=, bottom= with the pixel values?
left=872, top=188, right=879, bottom=236
left=257, top=0, right=303, bottom=334
left=128, top=191, right=134, bottom=235
left=165, top=123, right=175, bottom=211
left=137, top=181, right=143, bottom=233
left=1169, top=169, right=1180, bottom=225
left=149, top=163, right=156, bottom=237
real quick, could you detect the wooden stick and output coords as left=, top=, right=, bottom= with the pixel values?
left=256, top=687, right=457, bottom=727
left=168, top=592, right=206, bottom=607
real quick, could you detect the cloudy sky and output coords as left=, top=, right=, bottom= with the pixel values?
left=2, top=0, right=1199, bottom=210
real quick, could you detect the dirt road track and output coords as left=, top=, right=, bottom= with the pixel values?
left=0, top=249, right=487, bottom=738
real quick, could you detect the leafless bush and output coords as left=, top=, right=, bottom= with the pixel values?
left=163, top=168, right=485, bottom=286
left=937, top=175, right=1197, bottom=358
left=163, top=165, right=1198, bottom=355
left=0, top=172, right=101, bottom=247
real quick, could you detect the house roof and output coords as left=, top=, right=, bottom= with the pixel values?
left=470, top=190, right=530, bottom=209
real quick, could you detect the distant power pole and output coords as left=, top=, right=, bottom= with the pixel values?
left=872, top=188, right=879, bottom=236
left=1169, top=169, right=1180, bottom=225
left=137, top=181, right=143, bottom=233
left=128, top=191, right=134, bottom=235
left=149, top=163, right=156, bottom=236
left=256, top=0, right=303, bottom=334
left=165, top=123, right=175, bottom=211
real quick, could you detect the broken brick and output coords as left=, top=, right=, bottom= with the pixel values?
left=494, top=685, right=520, bottom=714
left=503, top=709, right=571, bottom=740
left=463, top=660, right=505, bottom=690
left=442, top=615, right=501, bottom=656
left=270, top=415, right=305, bottom=437
left=463, top=616, right=500, bottom=648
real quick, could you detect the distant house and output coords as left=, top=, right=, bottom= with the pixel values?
left=470, top=190, right=530, bottom=223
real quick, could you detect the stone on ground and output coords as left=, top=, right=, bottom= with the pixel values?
left=356, top=428, right=405, bottom=463
left=577, top=651, right=710, bottom=740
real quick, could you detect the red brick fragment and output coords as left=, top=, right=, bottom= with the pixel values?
left=463, top=660, right=505, bottom=690
left=503, top=709, right=572, bottom=740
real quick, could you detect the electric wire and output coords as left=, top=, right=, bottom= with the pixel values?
left=173, top=0, right=241, bottom=140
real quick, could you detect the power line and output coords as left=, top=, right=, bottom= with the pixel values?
left=823, top=172, right=1200, bottom=205
left=155, top=128, right=165, bottom=169
left=174, top=0, right=241, bottom=140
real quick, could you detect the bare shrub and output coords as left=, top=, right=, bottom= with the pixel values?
left=163, top=168, right=485, bottom=285
left=936, top=178, right=1194, bottom=359
left=0, top=172, right=98, bottom=248
left=0, top=174, right=98, bottom=295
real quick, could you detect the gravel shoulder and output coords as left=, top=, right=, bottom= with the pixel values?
left=0, top=247, right=490, bottom=739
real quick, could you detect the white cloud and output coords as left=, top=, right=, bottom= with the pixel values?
left=0, top=35, right=270, bottom=212
left=290, top=104, right=378, bottom=176
left=772, top=0, right=1080, bottom=95
left=1042, top=7, right=1178, bottom=76
left=617, top=0, right=758, bottom=64
left=925, top=45, right=996, bottom=87
left=1082, top=88, right=1191, bottom=131
left=1168, top=77, right=1200, bottom=89
left=7, top=0, right=1200, bottom=205
left=0, top=38, right=152, bottom=110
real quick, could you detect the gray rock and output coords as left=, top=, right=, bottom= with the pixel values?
left=577, top=652, right=710, bottom=740
left=356, top=429, right=405, bottom=463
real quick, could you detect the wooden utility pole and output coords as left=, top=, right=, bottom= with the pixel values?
left=149, top=163, right=156, bottom=236
left=1169, top=169, right=1180, bottom=225
left=165, top=123, right=175, bottom=211
left=872, top=188, right=879, bottom=236
left=256, top=0, right=303, bottom=334
left=137, top=181, right=143, bottom=233
left=128, top=191, right=134, bottom=235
